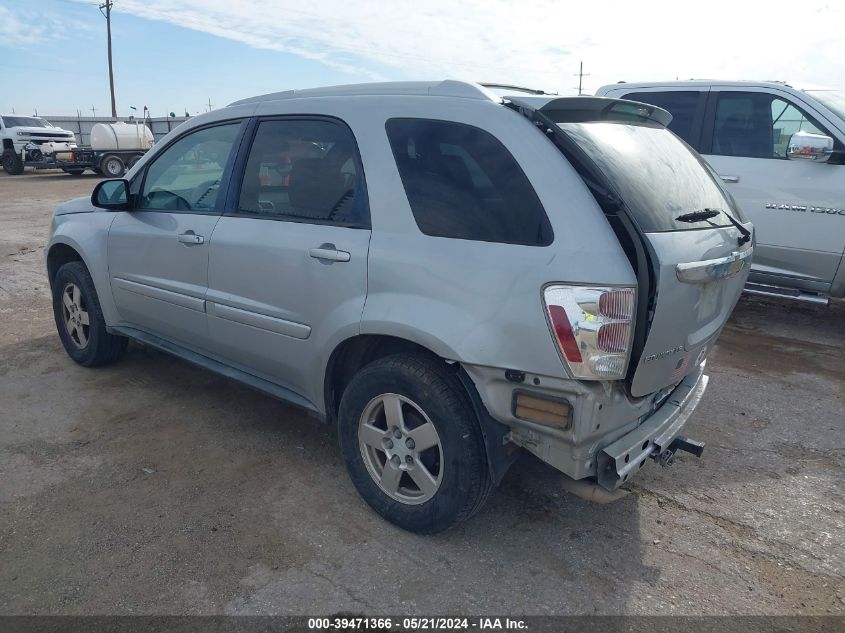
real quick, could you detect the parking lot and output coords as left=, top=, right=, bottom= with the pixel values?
left=1, top=173, right=843, bottom=615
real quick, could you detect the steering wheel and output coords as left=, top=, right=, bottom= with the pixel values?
left=190, top=179, right=220, bottom=209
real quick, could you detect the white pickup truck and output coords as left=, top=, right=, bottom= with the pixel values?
left=1, top=115, right=78, bottom=175
left=596, top=81, right=845, bottom=303
left=1, top=115, right=151, bottom=177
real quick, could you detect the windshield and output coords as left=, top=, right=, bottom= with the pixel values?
left=555, top=121, right=742, bottom=232
left=1, top=116, right=53, bottom=128
left=805, top=90, right=845, bottom=122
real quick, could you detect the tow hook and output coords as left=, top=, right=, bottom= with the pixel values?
left=656, top=449, right=675, bottom=467
left=653, top=436, right=705, bottom=467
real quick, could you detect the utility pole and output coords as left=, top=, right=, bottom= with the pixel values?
left=574, top=60, right=590, bottom=96
left=99, top=0, right=117, bottom=118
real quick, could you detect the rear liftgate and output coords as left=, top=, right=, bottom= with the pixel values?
left=506, top=95, right=754, bottom=488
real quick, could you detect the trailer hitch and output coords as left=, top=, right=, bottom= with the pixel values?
left=654, top=436, right=705, bottom=467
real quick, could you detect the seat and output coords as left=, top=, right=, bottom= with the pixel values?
left=287, top=158, right=349, bottom=220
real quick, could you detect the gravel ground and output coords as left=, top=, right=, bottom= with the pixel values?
left=1, top=172, right=843, bottom=615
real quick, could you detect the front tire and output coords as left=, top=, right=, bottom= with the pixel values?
left=2, top=149, right=24, bottom=175
left=52, top=261, right=127, bottom=366
left=338, top=354, right=492, bottom=533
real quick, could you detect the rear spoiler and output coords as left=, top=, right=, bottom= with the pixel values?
left=505, top=95, right=673, bottom=127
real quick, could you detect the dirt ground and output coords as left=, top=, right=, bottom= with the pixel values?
left=1, top=172, right=843, bottom=616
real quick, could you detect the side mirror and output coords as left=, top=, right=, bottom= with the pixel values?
left=787, top=131, right=834, bottom=163
left=91, top=179, right=131, bottom=210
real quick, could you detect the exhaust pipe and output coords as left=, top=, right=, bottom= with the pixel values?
left=559, top=475, right=629, bottom=504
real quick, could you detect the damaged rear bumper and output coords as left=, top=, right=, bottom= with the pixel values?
left=596, top=365, right=708, bottom=490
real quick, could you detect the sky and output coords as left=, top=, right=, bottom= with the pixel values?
left=2, top=0, right=844, bottom=117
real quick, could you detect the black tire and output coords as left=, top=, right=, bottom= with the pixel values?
left=338, top=353, right=493, bottom=534
left=2, top=149, right=24, bottom=175
left=63, top=168, right=86, bottom=176
left=100, top=154, right=125, bottom=177
left=52, top=261, right=127, bottom=367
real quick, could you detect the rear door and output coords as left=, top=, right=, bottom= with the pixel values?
left=701, top=88, right=845, bottom=290
left=108, top=121, right=244, bottom=351
left=204, top=117, right=370, bottom=405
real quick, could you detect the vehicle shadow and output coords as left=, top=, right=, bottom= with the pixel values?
left=2, top=309, right=842, bottom=614
left=0, top=334, right=655, bottom=614
left=18, top=171, right=104, bottom=181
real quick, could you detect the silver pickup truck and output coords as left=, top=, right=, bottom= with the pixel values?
left=597, top=80, right=845, bottom=303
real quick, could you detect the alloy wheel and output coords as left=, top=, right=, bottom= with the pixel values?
left=358, top=393, right=444, bottom=505
left=62, top=283, right=90, bottom=348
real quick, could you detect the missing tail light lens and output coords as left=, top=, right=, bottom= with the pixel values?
left=543, top=285, right=636, bottom=380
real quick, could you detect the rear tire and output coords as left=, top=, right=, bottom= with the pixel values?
left=52, top=261, right=127, bottom=367
left=338, top=353, right=493, bottom=533
left=100, top=154, right=125, bottom=177
left=2, top=149, right=24, bottom=175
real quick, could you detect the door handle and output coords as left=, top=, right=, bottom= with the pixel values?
left=676, top=248, right=753, bottom=283
left=178, top=231, right=204, bottom=245
left=309, top=246, right=351, bottom=263
left=719, top=175, right=740, bottom=183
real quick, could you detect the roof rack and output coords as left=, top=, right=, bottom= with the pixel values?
left=229, top=80, right=498, bottom=107
left=480, top=83, right=556, bottom=96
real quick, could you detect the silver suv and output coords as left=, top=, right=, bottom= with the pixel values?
left=46, top=81, right=753, bottom=533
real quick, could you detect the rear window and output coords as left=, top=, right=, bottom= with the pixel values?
left=556, top=120, right=738, bottom=232
left=385, top=118, right=553, bottom=246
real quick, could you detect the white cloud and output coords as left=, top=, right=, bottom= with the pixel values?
left=0, top=4, right=95, bottom=47
left=0, top=5, right=46, bottom=46
left=90, top=0, right=845, bottom=94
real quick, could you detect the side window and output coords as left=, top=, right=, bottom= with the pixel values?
left=623, top=91, right=703, bottom=146
left=712, top=92, right=832, bottom=159
left=138, top=122, right=241, bottom=211
left=236, top=119, right=368, bottom=226
left=385, top=118, right=553, bottom=246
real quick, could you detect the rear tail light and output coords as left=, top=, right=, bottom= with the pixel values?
left=543, top=285, right=636, bottom=380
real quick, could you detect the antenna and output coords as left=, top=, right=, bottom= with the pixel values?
left=99, top=0, right=117, bottom=117
left=573, top=61, right=591, bottom=96
left=206, top=97, right=213, bottom=112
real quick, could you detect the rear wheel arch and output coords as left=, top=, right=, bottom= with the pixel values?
left=324, top=334, right=436, bottom=425
left=324, top=334, right=519, bottom=484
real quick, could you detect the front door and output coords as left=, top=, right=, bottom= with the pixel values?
left=108, top=121, right=244, bottom=351
left=205, top=117, right=371, bottom=406
left=703, top=89, right=845, bottom=289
